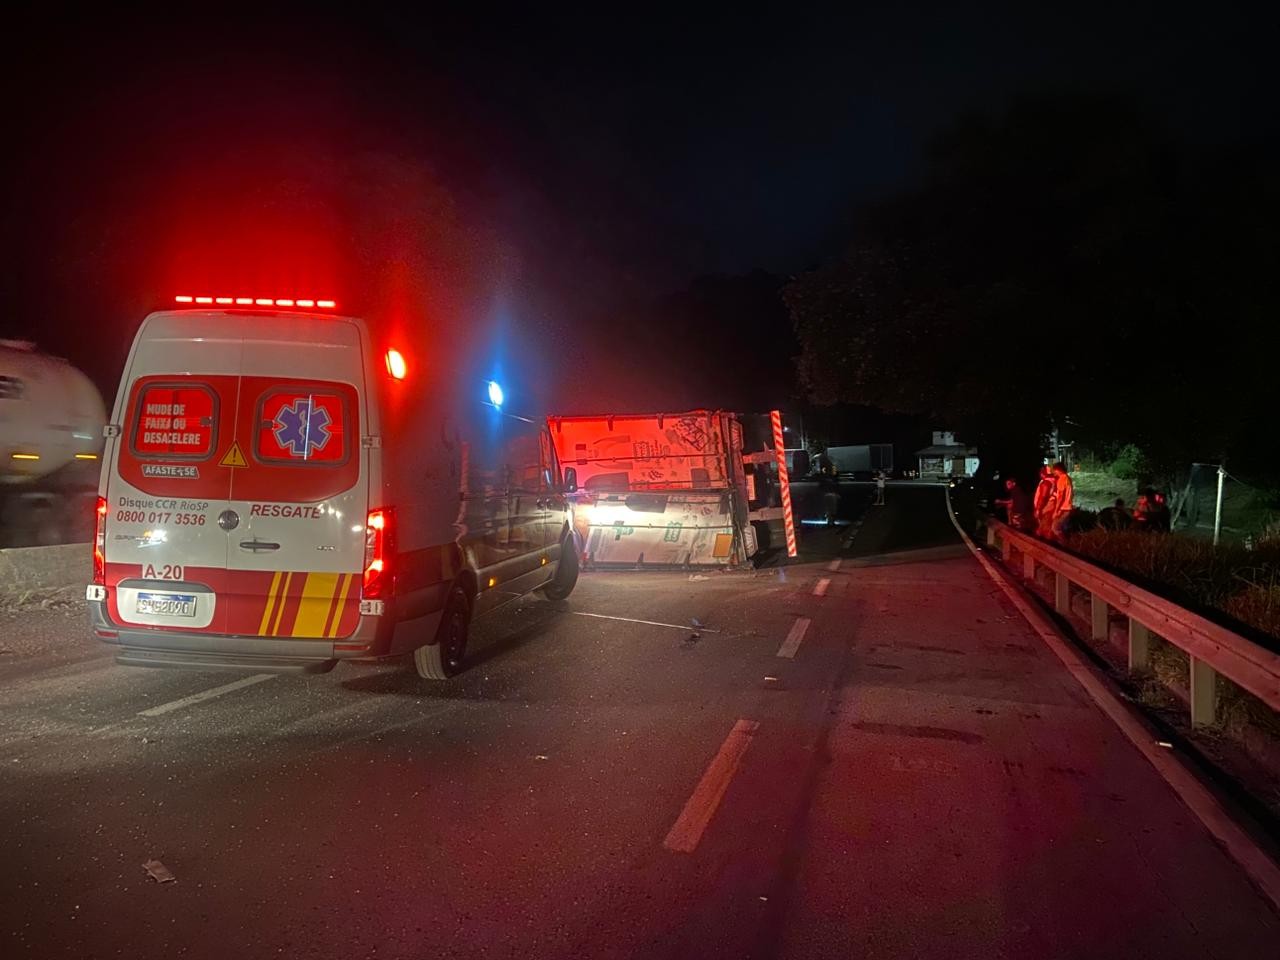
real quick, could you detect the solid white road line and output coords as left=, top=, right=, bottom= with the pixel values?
left=812, top=578, right=831, bottom=597
left=943, top=489, right=1280, bottom=912
left=826, top=558, right=842, bottom=572
left=663, top=718, right=760, bottom=853
left=137, top=674, right=275, bottom=717
left=777, top=617, right=811, bottom=659
left=571, top=611, right=719, bottom=633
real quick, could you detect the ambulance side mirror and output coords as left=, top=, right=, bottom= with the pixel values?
left=563, top=467, right=578, bottom=494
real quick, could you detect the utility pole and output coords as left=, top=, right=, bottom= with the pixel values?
left=1213, top=464, right=1226, bottom=546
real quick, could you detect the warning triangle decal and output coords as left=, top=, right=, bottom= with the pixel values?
left=219, top=441, right=248, bottom=469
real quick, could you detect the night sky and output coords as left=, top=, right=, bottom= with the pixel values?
left=4, top=4, right=1274, bottom=411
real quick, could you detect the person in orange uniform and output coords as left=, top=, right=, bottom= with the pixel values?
left=1033, top=465, right=1056, bottom=538
left=1049, top=461, right=1074, bottom=543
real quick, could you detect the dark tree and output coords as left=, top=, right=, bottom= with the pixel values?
left=785, top=96, right=1280, bottom=479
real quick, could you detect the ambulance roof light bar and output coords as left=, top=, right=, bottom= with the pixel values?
left=174, top=295, right=336, bottom=309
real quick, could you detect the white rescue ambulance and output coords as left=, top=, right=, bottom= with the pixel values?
left=87, top=297, right=578, bottom=679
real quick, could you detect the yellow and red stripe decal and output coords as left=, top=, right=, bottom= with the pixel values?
left=256, top=571, right=358, bottom=639
left=257, top=571, right=284, bottom=635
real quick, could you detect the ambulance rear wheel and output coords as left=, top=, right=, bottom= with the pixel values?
left=542, top=538, right=579, bottom=601
left=414, top=584, right=470, bottom=680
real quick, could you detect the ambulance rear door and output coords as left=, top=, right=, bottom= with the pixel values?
left=223, top=316, right=369, bottom=641
left=105, top=315, right=240, bottom=635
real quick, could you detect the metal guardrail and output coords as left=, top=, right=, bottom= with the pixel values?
left=983, top=517, right=1280, bottom=727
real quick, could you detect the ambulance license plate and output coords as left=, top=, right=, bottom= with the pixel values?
left=135, top=592, right=197, bottom=618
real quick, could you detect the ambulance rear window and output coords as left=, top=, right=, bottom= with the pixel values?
left=130, top=382, right=218, bottom=460
left=254, top=386, right=351, bottom=466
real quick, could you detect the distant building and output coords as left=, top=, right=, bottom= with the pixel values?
left=915, top=431, right=979, bottom=479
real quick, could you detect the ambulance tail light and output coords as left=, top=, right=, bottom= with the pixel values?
left=362, top=508, right=395, bottom=599
left=93, top=496, right=108, bottom=585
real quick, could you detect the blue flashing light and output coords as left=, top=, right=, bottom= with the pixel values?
left=487, top=380, right=504, bottom=408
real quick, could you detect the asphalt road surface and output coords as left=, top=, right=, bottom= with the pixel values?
left=2, top=486, right=1276, bottom=959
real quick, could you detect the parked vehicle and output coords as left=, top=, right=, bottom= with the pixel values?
left=0, top=341, right=105, bottom=546
left=825, top=443, right=893, bottom=478
left=87, top=298, right=575, bottom=679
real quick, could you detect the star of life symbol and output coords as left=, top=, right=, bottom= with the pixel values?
left=273, top=398, right=332, bottom=458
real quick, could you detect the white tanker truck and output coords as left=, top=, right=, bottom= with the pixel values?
left=0, top=341, right=106, bottom=546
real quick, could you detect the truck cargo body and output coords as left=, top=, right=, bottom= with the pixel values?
left=0, top=342, right=106, bottom=545
left=547, top=411, right=759, bottom=567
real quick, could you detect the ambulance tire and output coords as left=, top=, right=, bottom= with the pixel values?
left=542, top=537, right=579, bottom=601
left=414, top=584, right=470, bottom=681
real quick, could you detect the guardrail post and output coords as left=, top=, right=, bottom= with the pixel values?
left=1090, top=594, right=1109, bottom=641
left=1190, top=657, right=1218, bottom=728
left=1054, top=572, right=1071, bottom=615
left=1022, top=552, right=1035, bottom=580
left=1001, top=537, right=1012, bottom=562
left=986, top=525, right=997, bottom=548
left=1128, top=619, right=1150, bottom=672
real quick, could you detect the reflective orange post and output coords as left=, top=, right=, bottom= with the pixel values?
left=770, top=410, right=798, bottom=558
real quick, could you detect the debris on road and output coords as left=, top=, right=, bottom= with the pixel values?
left=142, top=859, right=176, bottom=883
left=763, top=676, right=779, bottom=683
left=534, top=755, right=549, bottom=761
left=688, top=574, right=710, bottom=582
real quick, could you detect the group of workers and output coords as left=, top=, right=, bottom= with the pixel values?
left=1097, top=490, right=1171, bottom=532
left=997, top=463, right=1171, bottom=541
left=996, top=463, right=1073, bottom=542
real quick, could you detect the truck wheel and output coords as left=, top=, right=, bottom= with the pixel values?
left=542, top=538, right=579, bottom=601
left=413, top=584, right=470, bottom=680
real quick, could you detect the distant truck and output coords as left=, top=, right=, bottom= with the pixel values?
left=547, top=410, right=782, bottom=567
left=824, top=443, right=893, bottom=478
left=0, top=341, right=106, bottom=545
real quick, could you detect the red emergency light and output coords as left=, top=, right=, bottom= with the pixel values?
left=174, top=295, right=336, bottom=309
left=384, top=348, right=407, bottom=380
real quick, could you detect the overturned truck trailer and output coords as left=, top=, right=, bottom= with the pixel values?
left=547, top=411, right=764, bottom=568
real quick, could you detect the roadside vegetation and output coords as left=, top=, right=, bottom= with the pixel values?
left=1062, top=527, right=1280, bottom=793
left=1071, top=443, right=1279, bottom=544
left=1065, top=529, right=1280, bottom=643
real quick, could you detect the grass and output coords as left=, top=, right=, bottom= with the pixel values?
left=1071, top=463, right=1278, bottom=543
left=1065, top=529, right=1280, bottom=635
left=1065, top=526, right=1280, bottom=759
left=1176, top=482, right=1279, bottom=544
left=1070, top=469, right=1136, bottom=512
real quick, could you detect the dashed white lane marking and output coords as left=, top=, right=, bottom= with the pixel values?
left=826, top=558, right=842, bottom=572
left=943, top=488, right=1280, bottom=912
left=813, top=577, right=831, bottom=597
left=137, top=674, right=275, bottom=717
left=776, top=617, right=811, bottom=659
left=572, top=611, right=719, bottom=633
left=663, top=718, right=760, bottom=853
